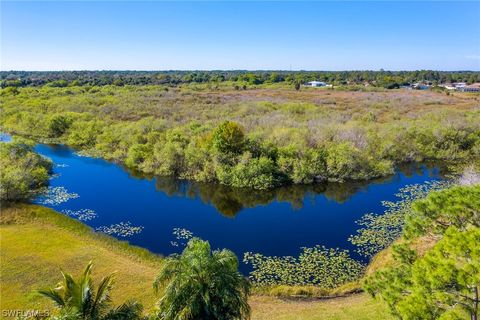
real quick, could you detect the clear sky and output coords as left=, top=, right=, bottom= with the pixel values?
left=1, top=1, right=480, bottom=71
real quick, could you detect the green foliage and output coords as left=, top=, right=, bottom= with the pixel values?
left=38, top=261, right=144, bottom=320
left=2, top=70, right=479, bottom=88
left=1, top=85, right=479, bottom=189
left=326, top=142, right=394, bottom=181
left=217, top=153, right=281, bottom=190
left=153, top=238, right=250, bottom=320
left=405, top=185, right=480, bottom=238
left=48, top=115, right=72, bottom=138
left=243, top=246, right=365, bottom=289
left=366, top=227, right=479, bottom=320
left=0, top=138, right=52, bottom=203
left=67, top=120, right=103, bottom=148
left=277, top=147, right=327, bottom=184
left=212, top=121, right=245, bottom=155
left=365, top=185, right=480, bottom=320
left=1, top=86, right=19, bottom=95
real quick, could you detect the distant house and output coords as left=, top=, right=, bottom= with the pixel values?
left=306, top=81, right=327, bottom=87
left=441, top=84, right=456, bottom=90
left=459, top=83, right=480, bottom=92
left=412, top=83, right=431, bottom=90
left=438, top=82, right=478, bottom=91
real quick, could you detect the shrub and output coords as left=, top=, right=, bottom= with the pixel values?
left=0, top=138, right=52, bottom=203
left=212, top=121, right=245, bottom=155
left=218, top=153, right=281, bottom=190
left=48, top=114, right=72, bottom=138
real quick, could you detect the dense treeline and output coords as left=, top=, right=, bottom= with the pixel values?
left=1, top=85, right=479, bottom=190
left=1, top=70, right=480, bottom=89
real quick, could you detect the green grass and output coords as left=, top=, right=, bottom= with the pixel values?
left=250, top=294, right=394, bottom=320
left=0, top=204, right=393, bottom=319
left=0, top=204, right=162, bottom=313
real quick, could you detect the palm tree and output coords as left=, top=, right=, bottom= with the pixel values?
left=153, top=238, right=251, bottom=320
left=38, top=261, right=142, bottom=320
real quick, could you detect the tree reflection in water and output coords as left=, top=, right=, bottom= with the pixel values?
left=149, top=161, right=448, bottom=217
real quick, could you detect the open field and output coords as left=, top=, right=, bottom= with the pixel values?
left=0, top=204, right=392, bottom=319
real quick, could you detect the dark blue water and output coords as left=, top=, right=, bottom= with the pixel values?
left=31, top=143, right=443, bottom=270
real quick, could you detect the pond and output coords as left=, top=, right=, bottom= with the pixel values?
left=25, top=141, right=446, bottom=271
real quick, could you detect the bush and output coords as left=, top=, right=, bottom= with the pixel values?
left=48, top=114, right=72, bottom=137
left=218, top=153, right=281, bottom=190
left=212, top=121, right=245, bottom=155
left=0, top=138, right=52, bottom=203
left=278, top=147, right=327, bottom=184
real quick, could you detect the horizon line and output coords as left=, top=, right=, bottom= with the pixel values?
left=2, top=69, right=480, bottom=73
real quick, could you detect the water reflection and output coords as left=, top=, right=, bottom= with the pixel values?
left=150, top=161, right=448, bottom=217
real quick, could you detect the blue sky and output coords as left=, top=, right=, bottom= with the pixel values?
left=1, top=1, right=479, bottom=71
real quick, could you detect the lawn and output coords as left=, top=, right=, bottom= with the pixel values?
left=0, top=204, right=393, bottom=319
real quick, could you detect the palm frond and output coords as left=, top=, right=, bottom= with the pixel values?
left=37, top=288, right=66, bottom=307
left=102, top=300, right=143, bottom=320
left=92, top=272, right=115, bottom=315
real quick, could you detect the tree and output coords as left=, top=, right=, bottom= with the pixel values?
left=405, top=185, right=480, bottom=239
left=38, top=261, right=143, bottom=320
left=48, top=115, right=72, bottom=137
left=212, top=121, right=245, bottom=155
left=153, top=238, right=251, bottom=320
left=410, top=227, right=479, bottom=320
left=366, top=227, right=479, bottom=320
left=365, top=185, right=480, bottom=320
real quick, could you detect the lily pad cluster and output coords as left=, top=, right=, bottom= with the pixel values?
left=37, top=186, right=79, bottom=206
left=171, top=228, right=194, bottom=248
left=173, top=228, right=193, bottom=240
left=244, top=246, right=364, bottom=288
left=95, top=222, right=143, bottom=237
left=62, top=209, right=97, bottom=221
left=349, top=180, right=449, bottom=257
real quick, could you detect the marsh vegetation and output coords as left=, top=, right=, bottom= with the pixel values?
left=1, top=84, right=478, bottom=190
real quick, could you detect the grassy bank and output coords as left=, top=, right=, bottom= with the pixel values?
left=0, top=205, right=162, bottom=313
left=250, top=294, right=393, bottom=320
left=0, top=204, right=393, bottom=319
